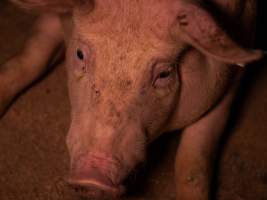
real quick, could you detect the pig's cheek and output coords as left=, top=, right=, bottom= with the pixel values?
left=73, top=67, right=87, bottom=81
left=71, top=55, right=88, bottom=81
left=66, top=130, right=81, bottom=158
left=154, top=84, right=178, bottom=97
left=145, top=94, right=179, bottom=137
left=66, top=132, right=75, bottom=155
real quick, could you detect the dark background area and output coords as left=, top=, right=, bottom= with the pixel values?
left=0, top=1, right=267, bottom=200
left=256, top=0, right=267, bottom=50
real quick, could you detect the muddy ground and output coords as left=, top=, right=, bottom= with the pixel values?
left=1, top=1, right=267, bottom=200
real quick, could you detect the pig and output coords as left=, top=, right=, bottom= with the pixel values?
left=0, top=0, right=264, bottom=199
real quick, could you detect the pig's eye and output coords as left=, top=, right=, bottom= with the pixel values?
left=76, top=49, right=84, bottom=60
left=153, top=64, right=176, bottom=88
left=159, top=71, right=172, bottom=79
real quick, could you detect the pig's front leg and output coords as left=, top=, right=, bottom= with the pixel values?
left=0, top=14, right=64, bottom=118
left=175, top=83, right=239, bottom=200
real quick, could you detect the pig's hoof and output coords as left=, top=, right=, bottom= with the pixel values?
left=68, top=179, right=125, bottom=200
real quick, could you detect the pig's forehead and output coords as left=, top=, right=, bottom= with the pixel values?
left=73, top=0, right=179, bottom=43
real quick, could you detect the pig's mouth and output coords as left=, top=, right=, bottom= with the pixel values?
left=67, top=153, right=130, bottom=199
left=68, top=178, right=125, bottom=199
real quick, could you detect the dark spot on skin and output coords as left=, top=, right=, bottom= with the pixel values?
left=95, top=90, right=101, bottom=97
left=91, top=84, right=101, bottom=104
left=205, top=29, right=231, bottom=50
left=140, top=84, right=149, bottom=96
left=215, top=34, right=229, bottom=49
left=82, top=66, right=86, bottom=73
left=177, top=13, right=187, bottom=20
left=77, top=49, right=84, bottom=60
left=119, top=54, right=126, bottom=61
left=106, top=101, right=122, bottom=126
left=109, top=102, right=121, bottom=119
left=126, top=80, right=132, bottom=86
left=179, top=21, right=189, bottom=26
left=177, top=13, right=188, bottom=26
left=122, top=79, right=132, bottom=88
left=118, top=79, right=133, bottom=90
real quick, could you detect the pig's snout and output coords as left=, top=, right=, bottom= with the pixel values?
left=67, top=153, right=126, bottom=199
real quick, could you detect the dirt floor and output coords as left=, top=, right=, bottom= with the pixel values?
left=1, top=1, right=267, bottom=200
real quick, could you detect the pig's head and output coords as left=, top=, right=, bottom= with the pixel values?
left=12, top=0, right=263, bottom=199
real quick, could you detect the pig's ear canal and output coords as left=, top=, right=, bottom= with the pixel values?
left=176, top=1, right=263, bottom=66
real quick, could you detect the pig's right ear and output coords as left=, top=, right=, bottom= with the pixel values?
left=175, top=1, right=263, bottom=66
left=10, top=0, right=92, bottom=13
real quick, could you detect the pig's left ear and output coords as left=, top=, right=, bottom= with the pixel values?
left=176, top=1, right=263, bottom=66
left=10, top=0, right=93, bottom=13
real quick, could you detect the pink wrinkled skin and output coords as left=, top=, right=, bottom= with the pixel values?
left=1, top=0, right=263, bottom=199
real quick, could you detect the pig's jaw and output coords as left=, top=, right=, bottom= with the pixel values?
left=67, top=152, right=132, bottom=199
